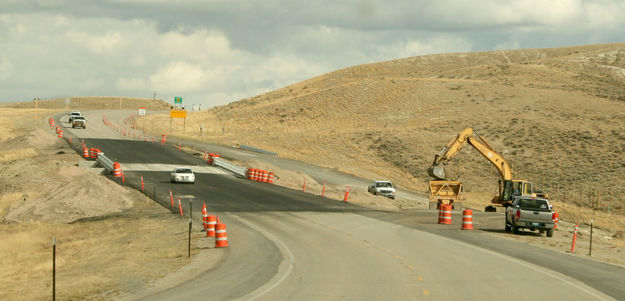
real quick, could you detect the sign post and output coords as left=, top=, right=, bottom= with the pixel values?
left=170, top=109, right=187, bottom=134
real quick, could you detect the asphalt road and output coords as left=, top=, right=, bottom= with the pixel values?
left=54, top=110, right=624, bottom=300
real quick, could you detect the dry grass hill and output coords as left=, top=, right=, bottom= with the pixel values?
left=140, top=43, right=625, bottom=228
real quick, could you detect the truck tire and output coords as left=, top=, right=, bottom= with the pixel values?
left=505, top=223, right=511, bottom=232
left=546, top=229, right=554, bottom=237
left=512, top=224, right=520, bottom=235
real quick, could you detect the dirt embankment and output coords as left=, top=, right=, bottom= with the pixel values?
left=0, top=109, right=205, bottom=300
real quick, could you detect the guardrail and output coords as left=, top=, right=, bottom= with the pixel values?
left=213, top=157, right=247, bottom=178
left=97, top=152, right=114, bottom=172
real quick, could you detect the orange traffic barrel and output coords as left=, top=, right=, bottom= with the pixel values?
left=268, top=172, right=274, bottom=184
left=261, top=170, right=268, bottom=182
left=113, top=162, right=122, bottom=177
left=247, top=168, right=254, bottom=180
left=57, top=130, right=63, bottom=138
left=439, top=204, right=452, bottom=224
left=553, top=211, right=559, bottom=229
left=206, top=215, right=217, bottom=237
left=253, top=169, right=260, bottom=181
left=89, top=148, right=99, bottom=159
left=83, top=147, right=89, bottom=158
left=215, top=223, right=229, bottom=248
left=461, top=209, right=474, bottom=230
left=160, top=134, right=166, bottom=145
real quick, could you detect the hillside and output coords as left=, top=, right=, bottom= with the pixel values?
left=0, top=96, right=170, bottom=111
left=140, top=43, right=625, bottom=226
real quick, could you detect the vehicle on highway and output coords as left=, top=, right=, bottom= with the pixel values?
left=171, top=167, right=195, bottom=184
left=71, top=116, right=86, bottom=129
left=367, top=180, right=396, bottom=199
left=68, top=111, right=82, bottom=122
left=505, top=196, right=555, bottom=237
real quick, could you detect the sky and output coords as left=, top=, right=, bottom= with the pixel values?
left=1, top=0, right=624, bottom=108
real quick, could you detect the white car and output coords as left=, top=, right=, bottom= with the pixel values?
left=170, top=167, right=195, bottom=184
left=68, top=111, right=82, bottom=122
left=367, top=181, right=396, bottom=199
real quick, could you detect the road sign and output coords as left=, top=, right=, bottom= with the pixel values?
left=174, top=97, right=182, bottom=104
left=138, top=107, right=146, bottom=116
left=170, top=110, right=187, bottom=118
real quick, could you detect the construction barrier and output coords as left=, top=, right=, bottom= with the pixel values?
left=438, top=204, right=452, bottom=224
left=169, top=189, right=174, bottom=208
left=553, top=211, right=559, bottom=229
left=202, top=207, right=208, bottom=231
left=215, top=223, right=229, bottom=248
left=253, top=169, right=260, bottom=181
left=321, top=182, right=326, bottom=197
left=206, top=215, right=217, bottom=237
left=261, top=170, right=268, bottom=182
left=461, top=209, right=474, bottom=230
left=113, top=162, right=122, bottom=177
left=178, top=198, right=183, bottom=216
left=247, top=168, right=254, bottom=180
left=268, top=172, right=274, bottom=184
left=161, top=134, right=166, bottom=145
left=57, top=129, right=63, bottom=138
left=140, top=175, right=144, bottom=191
left=83, top=147, right=89, bottom=158
left=89, top=148, right=101, bottom=159
left=571, top=222, right=579, bottom=253
left=343, top=186, right=350, bottom=202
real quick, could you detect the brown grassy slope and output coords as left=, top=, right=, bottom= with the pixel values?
left=141, top=43, right=625, bottom=216
left=0, top=96, right=171, bottom=111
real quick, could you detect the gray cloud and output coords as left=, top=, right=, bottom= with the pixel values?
left=1, top=0, right=624, bottom=107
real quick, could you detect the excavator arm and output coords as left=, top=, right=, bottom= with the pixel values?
left=428, top=128, right=512, bottom=181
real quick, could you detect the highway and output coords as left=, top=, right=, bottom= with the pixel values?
left=55, top=110, right=623, bottom=300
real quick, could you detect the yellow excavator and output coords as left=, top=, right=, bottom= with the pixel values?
left=428, top=128, right=545, bottom=211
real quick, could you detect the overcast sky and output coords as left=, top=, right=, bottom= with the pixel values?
left=1, top=0, right=624, bottom=107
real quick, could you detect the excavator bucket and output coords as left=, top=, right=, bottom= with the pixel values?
left=428, top=164, right=446, bottom=180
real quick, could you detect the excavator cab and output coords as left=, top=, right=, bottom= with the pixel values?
left=500, top=180, right=533, bottom=204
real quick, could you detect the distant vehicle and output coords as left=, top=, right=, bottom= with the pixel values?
left=367, top=181, right=396, bottom=199
left=171, top=167, right=195, bottom=184
left=71, top=116, right=86, bottom=129
left=505, top=196, right=555, bottom=237
left=68, top=111, right=82, bottom=122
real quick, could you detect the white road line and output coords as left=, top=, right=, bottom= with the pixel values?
left=120, top=163, right=229, bottom=174
left=231, top=215, right=295, bottom=301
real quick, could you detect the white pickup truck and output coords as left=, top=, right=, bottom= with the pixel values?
left=367, top=181, right=396, bottom=199
left=505, top=196, right=555, bottom=237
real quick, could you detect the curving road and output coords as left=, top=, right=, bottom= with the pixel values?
left=53, top=110, right=623, bottom=300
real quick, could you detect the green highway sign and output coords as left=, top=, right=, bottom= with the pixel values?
left=174, top=96, right=182, bottom=104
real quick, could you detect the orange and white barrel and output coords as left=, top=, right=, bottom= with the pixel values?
left=253, top=169, right=260, bottom=181
left=553, top=211, right=559, bottom=229
left=113, top=162, right=122, bottom=177
left=161, top=134, right=166, bottom=145
left=215, top=223, right=229, bottom=248
left=268, top=172, right=274, bottom=184
left=261, top=170, right=268, bottom=182
left=461, top=209, right=474, bottom=230
left=247, top=168, right=254, bottom=180
left=206, top=215, right=217, bottom=237
left=439, top=204, right=452, bottom=224
left=83, top=147, right=89, bottom=158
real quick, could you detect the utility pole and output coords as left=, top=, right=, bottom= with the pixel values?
left=153, top=91, right=156, bottom=100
